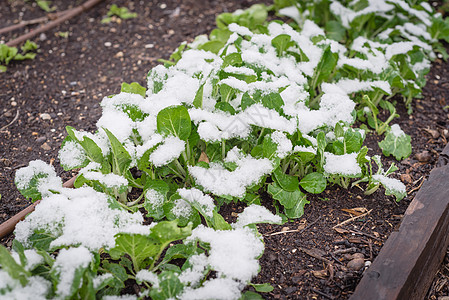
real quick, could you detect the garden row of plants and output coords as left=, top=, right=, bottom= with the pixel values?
left=2, top=0, right=449, bottom=299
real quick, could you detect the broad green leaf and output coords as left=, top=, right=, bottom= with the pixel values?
left=262, top=92, right=284, bottom=113
left=193, top=84, right=204, bottom=109
left=222, top=52, right=242, bottom=67
left=211, top=210, right=232, bottom=230
left=12, top=240, right=26, bottom=267
left=120, top=82, right=146, bottom=97
left=241, top=92, right=259, bottom=110
left=0, top=65, right=6, bottom=72
left=101, top=261, right=127, bottom=290
left=28, top=229, right=59, bottom=251
left=325, top=20, right=346, bottom=42
left=149, top=271, right=183, bottom=300
left=311, top=46, right=338, bottom=89
left=284, top=191, right=309, bottom=219
left=109, top=233, right=160, bottom=272
left=240, top=291, right=264, bottom=300
left=103, top=128, right=132, bottom=175
left=198, top=41, right=225, bottom=54
left=0, top=245, right=30, bottom=286
left=272, top=167, right=299, bottom=192
left=149, top=220, right=192, bottom=244
left=157, top=105, right=192, bottom=141
left=271, top=34, right=294, bottom=56
left=250, top=282, right=274, bottom=292
left=300, top=172, right=327, bottom=194
left=378, top=129, right=412, bottom=160
left=268, top=183, right=304, bottom=210
left=210, top=28, right=232, bottom=44
left=215, top=101, right=236, bottom=115
left=220, top=83, right=237, bottom=103
left=262, top=135, right=278, bottom=161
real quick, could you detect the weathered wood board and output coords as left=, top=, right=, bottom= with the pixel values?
left=351, top=144, right=449, bottom=300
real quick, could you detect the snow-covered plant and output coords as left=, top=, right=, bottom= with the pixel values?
left=3, top=1, right=448, bottom=298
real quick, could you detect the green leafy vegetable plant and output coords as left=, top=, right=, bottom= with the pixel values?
left=4, top=0, right=448, bottom=298
left=102, top=4, right=137, bottom=24
left=0, top=40, right=38, bottom=72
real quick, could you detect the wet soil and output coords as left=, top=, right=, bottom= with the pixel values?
left=1, top=0, right=449, bottom=299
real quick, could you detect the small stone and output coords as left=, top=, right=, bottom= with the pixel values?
left=11, top=101, right=17, bottom=107
left=41, top=143, right=51, bottom=151
left=347, top=258, right=365, bottom=271
left=443, top=129, right=449, bottom=139
left=351, top=253, right=365, bottom=260
left=415, top=151, right=431, bottom=163
left=36, top=136, right=46, bottom=143
left=400, top=173, right=412, bottom=184
left=115, top=51, right=124, bottom=58
left=424, top=128, right=440, bottom=139
left=281, top=227, right=289, bottom=232
left=40, top=113, right=51, bottom=120
left=26, top=147, right=32, bottom=152
left=104, top=42, right=112, bottom=47
left=4, top=111, right=12, bottom=117
left=365, top=261, right=372, bottom=267
left=145, top=43, right=154, bottom=49
left=160, top=3, right=167, bottom=9
left=39, top=33, right=47, bottom=41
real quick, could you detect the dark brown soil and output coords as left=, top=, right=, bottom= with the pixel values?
left=1, top=1, right=449, bottom=299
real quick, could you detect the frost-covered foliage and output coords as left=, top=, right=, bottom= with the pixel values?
left=3, top=0, right=448, bottom=298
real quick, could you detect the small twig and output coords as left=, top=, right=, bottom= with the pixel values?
left=408, top=177, right=425, bottom=193
left=7, top=0, right=104, bottom=47
left=333, top=209, right=372, bottom=229
left=333, top=247, right=357, bottom=255
left=311, top=288, right=334, bottom=300
left=0, top=9, right=75, bottom=35
left=0, top=109, right=19, bottom=132
left=265, top=216, right=322, bottom=236
left=347, top=228, right=381, bottom=241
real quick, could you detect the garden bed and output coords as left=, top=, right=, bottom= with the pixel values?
left=1, top=0, right=449, bottom=299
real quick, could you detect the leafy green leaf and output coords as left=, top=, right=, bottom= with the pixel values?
left=103, top=128, right=132, bottom=175
left=271, top=34, right=294, bottom=56
left=241, top=291, right=264, bottom=299
left=272, top=167, right=299, bottom=192
left=109, top=233, right=160, bottom=272
left=193, top=84, right=204, bottom=109
left=120, top=82, right=146, bottom=97
left=157, top=105, right=192, bottom=141
left=325, top=20, right=346, bottom=42
left=378, top=129, right=412, bottom=160
left=0, top=245, right=30, bottom=286
left=250, top=282, right=274, bottom=292
left=300, top=172, right=327, bottom=194
left=268, top=183, right=305, bottom=211
left=262, top=92, right=284, bottom=112
left=149, top=271, right=183, bottom=300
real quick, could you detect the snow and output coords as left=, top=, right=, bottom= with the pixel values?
left=11, top=249, right=44, bottom=271
left=14, top=160, right=62, bottom=198
left=233, top=204, right=282, bottom=228
left=0, top=270, right=50, bottom=300
left=53, top=246, right=92, bottom=298
left=136, top=270, right=160, bottom=288
left=178, top=188, right=215, bottom=218
left=188, top=148, right=273, bottom=198
left=271, top=131, right=293, bottom=159
left=149, top=136, right=186, bottom=167
left=14, top=186, right=146, bottom=251
left=390, top=124, right=406, bottom=137
left=59, top=141, right=86, bottom=169
left=372, top=174, right=406, bottom=193
left=145, top=188, right=164, bottom=207
left=323, top=152, right=361, bottom=176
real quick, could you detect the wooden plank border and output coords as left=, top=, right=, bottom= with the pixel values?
left=351, top=144, right=449, bottom=300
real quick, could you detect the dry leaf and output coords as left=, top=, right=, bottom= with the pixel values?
left=341, top=207, right=368, bottom=216
left=198, top=152, right=209, bottom=163
left=334, top=227, right=349, bottom=234
left=312, top=269, right=328, bottom=279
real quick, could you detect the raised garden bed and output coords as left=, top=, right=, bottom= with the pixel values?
left=1, top=0, right=449, bottom=299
